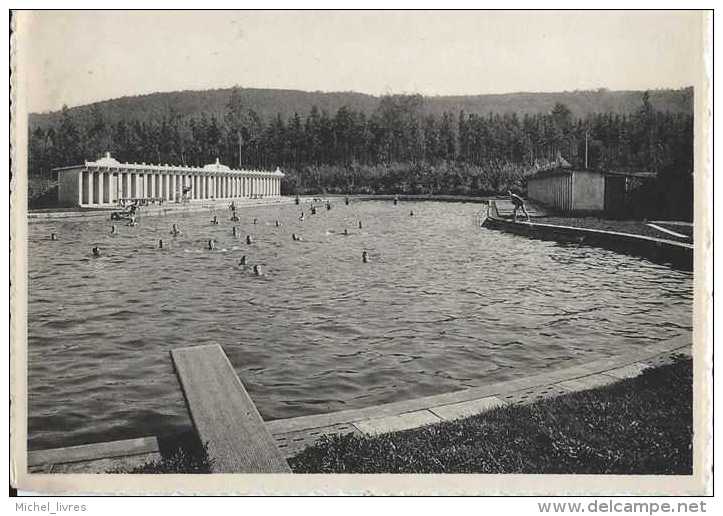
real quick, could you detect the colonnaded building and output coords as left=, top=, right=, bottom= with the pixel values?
left=54, top=153, right=284, bottom=208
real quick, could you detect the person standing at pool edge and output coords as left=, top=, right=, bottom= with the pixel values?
left=508, top=190, right=531, bottom=222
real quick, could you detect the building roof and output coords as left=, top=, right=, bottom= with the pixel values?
left=528, top=166, right=656, bottom=181
left=52, top=152, right=284, bottom=177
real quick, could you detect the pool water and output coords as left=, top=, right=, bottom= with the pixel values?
left=27, top=201, right=693, bottom=450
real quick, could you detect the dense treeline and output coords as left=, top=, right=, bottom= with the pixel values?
left=29, top=88, right=693, bottom=218
left=29, top=86, right=693, bottom=130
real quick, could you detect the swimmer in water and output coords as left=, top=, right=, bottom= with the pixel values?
left=170, top=223, right=181, bottom=236
left=362, top=250, right=368, bottom=263
left=410, top=210, right=414, bottom=216
left=326, top=202, right=332, bottom=210
left=208, top=239, right=215, bottom=250
left=51, top=233, right=58, bottom=241
left=246, top=235, right=253, bottom=244
left=393, top=195, right=399, bottom=206
left=111, top=225, right=117, bottom=235
left=292, top=233, right=302, bottom=241
left=253, top=264, right=262, bottom=276
left=127, top=215, right=137, bottom=226
left=158, top=239, right=164, bottom=249
left=310, top=206, right=316, bottom=215
left=358, top=221, right=363, bottom=229
left=239, top=255, right=247, bottom=266
left=92, top=246, right=101, bottom=258
left=211, top=215, right=219, bottom=225
left=275, top=220, right=280, bottom=227
left=230, top=213, right=240, bottom=222
left=299, top=212, right=305, bottom=221
left=232, top=226, right=239, bottom=237
left=345, top=196, right=350, bottom=206
left=343, top=228, right=349, bottom=236
left=253, top=218, right=258, bottom=225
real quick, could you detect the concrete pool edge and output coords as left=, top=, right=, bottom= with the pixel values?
left=483, top=201, right=693, bottom=271
left=27, top=197, right=297, bottom=222
left=27, top=333, right=691, bottom=472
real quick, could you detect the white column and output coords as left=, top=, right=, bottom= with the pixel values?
left=97, top=171, right=105, bottom=205
left=87, top=171, right=94, bottom=204
left=76, top=170, right=82, bottom=206
left=150, top=173, right=156, bottom=198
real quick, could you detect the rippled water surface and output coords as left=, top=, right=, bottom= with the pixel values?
left=27, top=201, right=693, bottom=450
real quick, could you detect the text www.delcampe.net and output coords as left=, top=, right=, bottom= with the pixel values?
left=538, top=500, right=709, bottom=515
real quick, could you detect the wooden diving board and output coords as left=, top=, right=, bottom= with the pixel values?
left=170, top=344, right=291, bottom=473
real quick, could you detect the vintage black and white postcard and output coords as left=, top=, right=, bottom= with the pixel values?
left=8, top=9, right=713, bottom=496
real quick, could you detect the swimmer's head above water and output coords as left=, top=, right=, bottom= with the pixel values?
left=92, top=246, right=101, bottom=257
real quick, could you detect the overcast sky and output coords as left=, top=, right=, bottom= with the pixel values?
left=21, top=10, right=704, bottom=113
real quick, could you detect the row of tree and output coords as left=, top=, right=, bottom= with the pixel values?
left=28, top=89, right=693, bottom=217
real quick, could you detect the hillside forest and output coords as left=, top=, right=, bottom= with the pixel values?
left=28, top=88, right=693, bottom=219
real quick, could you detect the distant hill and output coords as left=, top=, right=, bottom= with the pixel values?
left=29, top=86, right=693, bottom=129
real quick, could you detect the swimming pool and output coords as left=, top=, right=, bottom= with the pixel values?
left=27, top=201, right=693, bottom=450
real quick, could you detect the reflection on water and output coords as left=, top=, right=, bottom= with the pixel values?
left=27, top=201, right=693, bottom=450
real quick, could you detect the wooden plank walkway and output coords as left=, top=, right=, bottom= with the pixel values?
left=170, top=344, right=291, bottom=473
left=27, top=436, right=160, bottom=468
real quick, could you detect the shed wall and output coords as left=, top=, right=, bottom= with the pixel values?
left=572, top=170, right=605, bottom=211
left=528, top=174, right=573, bottom=212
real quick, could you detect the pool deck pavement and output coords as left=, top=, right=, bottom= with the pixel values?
left=27, top=196, right=308, bottom=222
left=27, top=333, right=691, bottom=473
